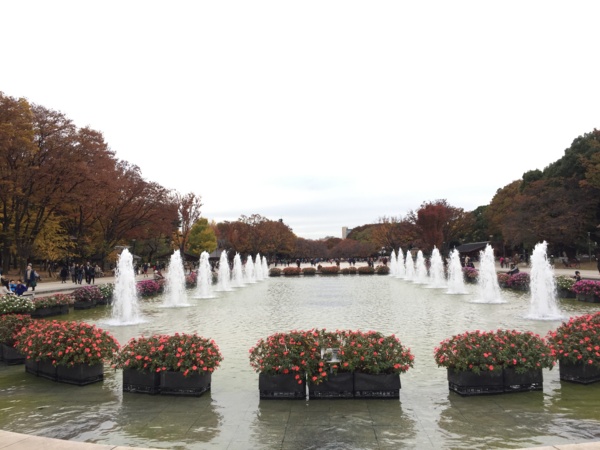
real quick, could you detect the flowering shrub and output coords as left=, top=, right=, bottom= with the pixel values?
left=341, top=267, right=358, bottom=275
left=375, top=265, right=390, bottom=275
left=497, top=273, right=510, bottom=286
left=572, top=280, right=600, bottom=297
left=0, top=294, right=35, bottom=315
left=555, top=276, right=576, bottom=291
left=248, top=329, right=324, bottom=384
left=337, top=330, right=414, bottom=374
left=114, top=333, right=223, bottom=377
left=434, top=329, right=554, bottom=374
left=185, top=271, right=197, bottom=287
left=463, top=267, right=478, bottom=281
left=507, top=272, right=530, bottom=289
left=283, top=267, right=302, bottom=276
left=302, top=267, right=317, bottom=276
left=15, top=320, right=119, bottom=367
left=136, top=279, right=162, bottom=296
left=33, top=294, right=73, bottom=309
left=357, top=266, right=375, bottom=274
left=320, top=266, right=340, bottom=275
left=547, top=312, right=600, bottom=367
left=72, top=286, right=103, bottom=303
left=269, top=268, right=282, bottom=277
left=0, top=314, right=32, bottom=345
left=98, top=283, right=114, bottom=300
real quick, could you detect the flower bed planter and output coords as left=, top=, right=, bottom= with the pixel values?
left=576, top=293, right=600, bottom=303
left=557, top=288, right=576, bottom=299
left=447, top=368, right=504, bottom=396
left=308, top=372, right=354, bottom=399
left=1, top=343, right=26, bottom=365
left=353, top=372, right=400, bottom=399
left=73, top=300, right=97, bottom=310
left=160, top=371, right=211, bottom=397
left=503, top=368, right=543, bottom=393
left=95, top=296, right=112, bottom=306
left=31, top=305, right=69, bottom=318
left=259, top=373, right=306, bottom=399
left=56, top=363, right=104, bottom=385
left=26, top=359, right=58, bottom=381
left=123, top=369, right=161, bottom=394
left=559, top=361, right=600, bottom=385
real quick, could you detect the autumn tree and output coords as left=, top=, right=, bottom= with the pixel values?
left=173, top=192, right=203, bottom=255
left=187, top=218, right=218, bottom=256
left=410, top=200, right=464, bottom=252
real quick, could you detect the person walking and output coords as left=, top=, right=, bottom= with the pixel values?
left=24, top=264, right=38, bottom=292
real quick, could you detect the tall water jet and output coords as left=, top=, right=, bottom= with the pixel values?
left=262, top=256, right=269, bottom=277
left=526, top=241, right=563, bottom=320
left=194, top=251, right=215, bottom=298
left=254, top=253, right=264, bottom=281
left=162, top=250, right=189, bottom=307
left=474, top=244, right=504, bottom=303
left=244, top=255, right=256, bottom=283
left=110, top=248, right=143, bottom=325
left=232, top=253, right=245, bottom=287
left=216, top=250, right=232, bottom=291
left=405, top=250, right=415, bottom=281
left=446, top=248, right=468, bottom=294
left=396, top=248, right=406, bottom=279
left=414, top=250, right=428, bottom=284
left=389, top=249, right=398, bottom=276
left=428, top=246, right=446, bottom=288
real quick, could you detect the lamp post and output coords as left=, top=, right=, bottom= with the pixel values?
left=588, top=232, right=591, bottom=263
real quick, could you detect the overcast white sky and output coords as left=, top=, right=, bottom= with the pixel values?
left=2, top=1, right=598, bottom=239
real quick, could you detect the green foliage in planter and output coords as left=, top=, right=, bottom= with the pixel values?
left=302, top=267, right=317, bottom=276
left=497, top=273, right=510, bottom=286
left=357, top=266, right=375, bottom=274
left=319, top=266, right=340, bottom=275
left=73, top=286, right=104, bottom=303
left=33, top=294, right=73, bottom=309
left=555, top=276, right=575, bottom=291
left=269, top=268, right=282, bottom=277
left=0, top=294, right=35, bottom=315
left=0, top=314, right=32, bottom=345
left=283, top=267, right=302, bottom=276
left=375, top=265, right=390, bottom=275
left=547, top=312, right=600, bottom=367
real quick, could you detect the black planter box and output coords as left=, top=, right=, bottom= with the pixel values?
left=308, top=372, right=354, bottom=399
left=26, top=359, right=58, bottom=381
left=123, top=369, right=160, bottom=395
left=559, top=361, right=600, bottom=384
left=73, top=300, right=97, bottom=310
left=1, top=343, right=26, bottom=365
left=503, top=368, right=543, bottom=392
left=557, top=288, right=576, bottom=299
left=354, top=372, right=400, bottom=399
left=160, top=371, right=211, bottom=397
left=56, top=363, right=104, bottom=386
left=259, top=373, right=306, bottom=399
left=447, top=368, right=504, bottom=396
left=31, top=305, right=69, bottom=318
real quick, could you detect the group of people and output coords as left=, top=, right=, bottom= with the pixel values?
left=0, top=264, right=39, bottom=296
left=59, top=262, right=101, bottom=284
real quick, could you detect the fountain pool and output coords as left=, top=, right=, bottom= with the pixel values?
left=1, top=275, right=600, bottom=449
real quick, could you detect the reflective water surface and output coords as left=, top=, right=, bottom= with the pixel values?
left=1, top=275, right=600, bottom=449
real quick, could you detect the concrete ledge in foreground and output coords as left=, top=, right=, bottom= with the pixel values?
left=0, top=430, right=157, bottom=450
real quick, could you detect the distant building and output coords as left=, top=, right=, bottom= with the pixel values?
left=342, top=226, right=352, bottom=239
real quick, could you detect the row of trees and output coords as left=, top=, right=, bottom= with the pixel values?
left=2, top=91, right=598, bottom=270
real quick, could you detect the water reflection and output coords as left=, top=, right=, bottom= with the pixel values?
left=0, top=275, right=599, bottom=448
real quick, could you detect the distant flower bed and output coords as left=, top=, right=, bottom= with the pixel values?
left=507, top=272, right=530, bottom=289
left=185, top=271, right=197, bottom=287
left=572, top=280, right=600, bottom=297
left=72, top=286, right=103, bottom=303
left=302, top=267, right=317, bottom=276
left=375, top=265, right=390, bottom=275
left=497, top=273, right=510, bottom=286
left=136, top=280, right=162, bottom=297
left=98, top=283, right=114, bottom=300
left=0, top=294, right=35, bottom=315
left=0, top=314, right=33, bottom=345
left=320, top=266, right=340, bottom=275
left=463, top=267, right=478, bottom=281
left=555, top=276, right=575, bottom=291
left=33, top=294, right=73, bottom=309
left=358, top=266, right=374, bottom=275
left=269, top=268, right=282, bottom=277
left=283, top=267, right=302, bottom=276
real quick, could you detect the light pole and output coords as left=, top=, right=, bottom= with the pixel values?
left=588, top=232, right=591, bottom=263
